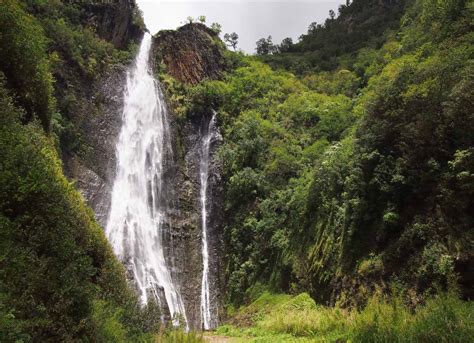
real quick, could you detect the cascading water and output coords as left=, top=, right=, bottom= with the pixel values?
left=200, top=113, right=217, bottom=330
left=106, top=34, right=187, bottom=327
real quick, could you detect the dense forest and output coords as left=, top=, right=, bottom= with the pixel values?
left=1, top=0, right=473, bottom=342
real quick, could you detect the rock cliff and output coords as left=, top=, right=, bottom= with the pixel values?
left=62, top=1, right=144, bottom=226
left=153, top=23, right=225, bottom=84
left=153, top=23, right=227, bottom=328
left=80, top=0, right=144, bottom=48
left=64, top=65, right=129, bottom=226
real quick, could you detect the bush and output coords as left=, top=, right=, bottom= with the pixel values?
left=0, top=0, right=54, bottom=131
left=0, top=79, right=145, bottom=341
left=219, top=292, right=474, bottom=342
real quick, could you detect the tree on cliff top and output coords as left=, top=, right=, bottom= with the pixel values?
left=224, top=32, right=239, bottom=51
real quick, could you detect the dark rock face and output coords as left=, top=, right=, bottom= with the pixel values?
left=62, top=2, right=144, bottom=225
left=164, top=112, right=225, bottom=329
left=153, top=23, right=225, bottom=84
left=64, top=64, right=128, bottom=227
left=151, top=23, right=227, bottom=328
left=80, top=0, right=143, bottom=48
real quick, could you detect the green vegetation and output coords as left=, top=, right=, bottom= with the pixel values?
left=2, top=0, right=140, bottom=156
left=257, top=0, right=407, bottom=73
left=0, top=78, right=153, bottom=341
left=167, top=0, right=474, bottom=314
left=0, top=1, right=158, bottom=341
left=0, top=0, right=55, bottom=131
left=215, top=292, right=473, bottom=342
left=1, top=0, right=473, bottom=340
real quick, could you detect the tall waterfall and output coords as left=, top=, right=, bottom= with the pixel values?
left=106, top=34, right=187, bottom=327
left=200, top=113, right=217, bottom=330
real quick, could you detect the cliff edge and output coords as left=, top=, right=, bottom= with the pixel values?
left=153, top=23, right=226, bottom=84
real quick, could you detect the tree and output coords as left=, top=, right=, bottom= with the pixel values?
left=186, top=16, right=194, bottom=24
left=211, top=22, right=222, bottom=35
left=329, top=9, right=336, bottom=20
left=338, top=4, right=347, bottom=15
left=0, top=0, right=54, bottom=131
left=224, top=32, right=239, bottom=51
left=198, top=15, right=206, bottom=23
left=279, top=37, right=294, bottom=53
left=255, top=36, right=275, bottom=55
left=308, top=22, right=318, bottom=34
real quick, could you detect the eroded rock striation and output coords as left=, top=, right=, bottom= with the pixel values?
left=153, top=23, right=225, bottom=84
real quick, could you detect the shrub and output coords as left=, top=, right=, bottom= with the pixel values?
left=0, top=0, right=54, bottom=131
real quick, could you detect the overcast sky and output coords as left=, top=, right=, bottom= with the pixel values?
left=136, top=1, right=345, bottom=53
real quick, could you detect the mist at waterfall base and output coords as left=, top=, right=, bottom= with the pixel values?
left=105, top=34, right=189, bottom=327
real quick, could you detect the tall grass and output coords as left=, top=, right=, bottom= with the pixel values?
left=220, top=292, right=474, bottom=342
left=155, top=330, right=204, bottom=343
left=350, top=293, right=474, bottom=342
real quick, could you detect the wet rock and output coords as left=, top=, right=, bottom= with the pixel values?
left=64, top=64, right=128, bottom=227
left=164, top=112, right=225, bottom=329
left=151, top=24, right=227, bottom=328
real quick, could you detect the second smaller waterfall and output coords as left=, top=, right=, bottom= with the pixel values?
left=200, top=113, right=217, bottom=330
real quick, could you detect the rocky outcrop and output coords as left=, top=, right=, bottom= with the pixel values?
left=153, top=23, right=225, bottom=84
left=79, top=0, right=144, bottom=48
left=61, top=2, right=144, bottom=225
left=163, top=112, right=225, bottom=329
left=64, top=65, right=128, bottom=226
left=151, top=23, right=227, bottom=328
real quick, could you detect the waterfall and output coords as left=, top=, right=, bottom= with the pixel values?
left=200, top=113, right=217, bottom=330
left=106, top=34, right=187, bottom=327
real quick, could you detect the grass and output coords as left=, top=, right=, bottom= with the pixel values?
left=213, top=291, right=474, bottom=342
left=155, top=330, right=204, bottom=343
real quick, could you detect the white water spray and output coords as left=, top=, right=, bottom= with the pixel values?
left=106, top=34, right=187, bottom=327
left=200, top=113, right=217, bottom=330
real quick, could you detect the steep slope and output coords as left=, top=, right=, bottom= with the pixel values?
left=152, top=23, right=227, bottom=329
left=259, top=0, right=408, bottom=73
left=166, top=0, right=473, bottom=311
left=0, top=0, right=154, bottom=341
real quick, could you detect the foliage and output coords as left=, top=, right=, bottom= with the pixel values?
left=210, top=22, right=222, bottom=35
left=197, top=15, right=206, bottom=23
left=216, top=292, right=474, bottom=342
left=0, top=0, right=55, bottom=131
left=118, top=0, right=474, bottom=333
left=157, top=330, right=204, bottom=343
left=224, top=32, right=239, bottom=51
left=178, top=0, right=474, bottom=312
left=181, top=58, right=356, bottom=304
left=18, top=0, right=139, bottom=159
left=259, top=0, right=408, bottom=73
left=0, top=81, right=154, bottom=341
left=255, top=36, right=277, bottom=55
left=0, top=1, right=161, bottom=341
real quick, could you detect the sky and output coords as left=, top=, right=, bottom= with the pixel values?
left=136, top=0, right=345, bottom=53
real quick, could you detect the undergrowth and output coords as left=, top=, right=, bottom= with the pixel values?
left=215, top=292, right=474, bottom=342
